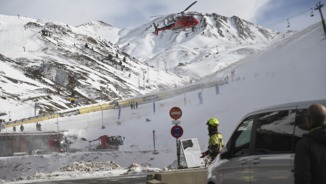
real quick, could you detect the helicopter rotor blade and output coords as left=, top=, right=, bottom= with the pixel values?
left=150, top=14, right=166, bottom=18
left=181, top=1, right=197, bottom=13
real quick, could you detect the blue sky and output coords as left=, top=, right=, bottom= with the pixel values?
left=0, top=0, right=324, bottom=32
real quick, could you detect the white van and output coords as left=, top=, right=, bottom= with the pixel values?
left=207, top=99, right=326, bottom=184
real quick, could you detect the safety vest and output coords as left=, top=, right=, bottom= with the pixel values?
left=209, top=133, right=224, bottom=152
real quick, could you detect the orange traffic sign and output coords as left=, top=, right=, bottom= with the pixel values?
left=169, top=107, right=182, bottom=120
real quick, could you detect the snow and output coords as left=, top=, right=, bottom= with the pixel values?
left=0, top=14, right=192, bottom=120
left=1, top=154, right=159, bottom=183
left=0, top=21, right=326, bottom=183
left=76, top=21, right=121, bottom=43
left=116, top=13, right=279, bottom=79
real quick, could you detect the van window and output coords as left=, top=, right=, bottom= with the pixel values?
left=230, top=117, right=254, bottom=157
left=294, top=109, right=309, bottom=150
left=254, top=110, right=296, bottom=154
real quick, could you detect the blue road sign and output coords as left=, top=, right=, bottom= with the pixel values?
left=171, top=125, right=183, bottom=139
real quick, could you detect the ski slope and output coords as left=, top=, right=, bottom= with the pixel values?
left=0, top=23, right=326, bottom=182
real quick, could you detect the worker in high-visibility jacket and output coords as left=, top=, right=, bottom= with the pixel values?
left=201, top=117, right=224, bottom=161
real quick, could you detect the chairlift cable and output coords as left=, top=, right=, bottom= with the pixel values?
left=261, top=0, right=325, bottom=30
left=263, top=8, right=312, bottom=29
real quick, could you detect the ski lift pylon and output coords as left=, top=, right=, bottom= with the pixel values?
left=287, top=19, right=290, bottom=28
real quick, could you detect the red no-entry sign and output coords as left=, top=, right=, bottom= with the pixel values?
left=171, top=125, right=183, bottom=139
left=169, top=107, right=182, bottom=120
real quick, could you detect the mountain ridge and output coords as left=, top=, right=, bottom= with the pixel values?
left=116, top=13, right=279, bottom=78
left=0, top=14, right=189, bottom=117
left=0, top=12, right=280, bottom=118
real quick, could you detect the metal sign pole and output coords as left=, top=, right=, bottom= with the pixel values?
left=169, top=107, right=183, bottom=168
left=176, top=138, right=180, bottom=168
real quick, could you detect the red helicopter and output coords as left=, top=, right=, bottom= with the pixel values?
left=153, top=1, right=199, bottom=35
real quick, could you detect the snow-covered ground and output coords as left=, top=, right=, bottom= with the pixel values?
left=0, top=23, right=325, bottom=183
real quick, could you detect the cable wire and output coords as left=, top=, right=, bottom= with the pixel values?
left=261, top=0, right=325, bottom=30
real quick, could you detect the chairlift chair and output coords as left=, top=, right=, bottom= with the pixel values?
left=311, top=8, right=314, bottom=17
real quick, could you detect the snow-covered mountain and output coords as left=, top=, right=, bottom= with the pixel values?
left=0, top=12, right=279, bottom=119
left=0, top=22, right=325, bottom=183
left=0, top=15, right=190, bottom=117
left=116, top=13, right=279, bottom=78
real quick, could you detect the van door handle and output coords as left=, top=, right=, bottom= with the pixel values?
left=252, top=158, right=260, bottom=165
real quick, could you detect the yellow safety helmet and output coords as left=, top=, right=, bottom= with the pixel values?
left=207, top=118, right=219, bottom=126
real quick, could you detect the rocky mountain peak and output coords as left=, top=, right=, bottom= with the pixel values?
left=0, top=12, right=280, bottom=117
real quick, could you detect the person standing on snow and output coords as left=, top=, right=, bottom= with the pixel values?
left=294, top=103, right=326, bottom=184
left=20, top=124, right=24, bottom=132
left=200, top=118, right=224, bottom=163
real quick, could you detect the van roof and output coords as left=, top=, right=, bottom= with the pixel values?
left=246, top=99, right=326, bottom=117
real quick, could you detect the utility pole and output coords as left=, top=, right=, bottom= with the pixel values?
left=34, top=103, right=37, bottom=116
left=315, top=1, right=326, bottom=37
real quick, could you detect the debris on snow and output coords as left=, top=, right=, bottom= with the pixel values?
left=58, top=161, right=120, bottom=172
